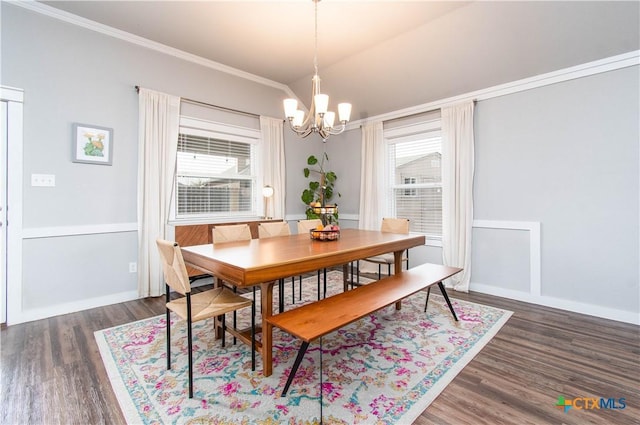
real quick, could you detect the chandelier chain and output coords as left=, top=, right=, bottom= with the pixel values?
left=282, top=0, right=352, bottom=141
left=314, top=0, right=319, bottom=75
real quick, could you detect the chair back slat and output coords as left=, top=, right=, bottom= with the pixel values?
left=297, top=219, right=322, bottom=234
left=156, top=239, right=191, bottom=295
left=381, top=218, right=409, bottom=234
left=212, top=224, right=252, bottom=244
left=258, top=221, right=291, bottom=238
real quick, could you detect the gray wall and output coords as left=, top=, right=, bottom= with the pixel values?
left=324, top=66, right=639, bottom=320
left=473, top=66, right=639, bottom=314
left=2, top=4, right=288, bottom=319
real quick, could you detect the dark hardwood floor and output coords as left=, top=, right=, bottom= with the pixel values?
left=1, top=274, right=638, bottom=425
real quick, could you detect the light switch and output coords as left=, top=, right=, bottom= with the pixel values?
left=31, top=174, right=56, bottom=187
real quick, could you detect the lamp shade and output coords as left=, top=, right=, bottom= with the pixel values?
left=283, top=99, right=298, bottom=118
left=262, top=185, right=274, bottom=198
left=323, top=111, right=335, bottom=128
left=314, top=94, right=329, bottom=115
left=338, top=103, right=352, bottom=122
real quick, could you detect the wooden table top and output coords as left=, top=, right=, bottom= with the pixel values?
left=181, top=228, right=425, bottom=287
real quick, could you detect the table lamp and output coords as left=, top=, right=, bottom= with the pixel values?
left=262, top=185, right=274, bottom=219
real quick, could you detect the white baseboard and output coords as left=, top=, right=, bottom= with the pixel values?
left=470, top=282, right=639, bottom=325
left=9, top=290, right=140, bottom=325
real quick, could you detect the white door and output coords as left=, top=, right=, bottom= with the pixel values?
left=1, top=100, right=7, bottom=324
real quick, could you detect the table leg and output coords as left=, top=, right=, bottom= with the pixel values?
left=394, top=251, right=403, bottom=310
left=261, top=280, right=275, bottom=377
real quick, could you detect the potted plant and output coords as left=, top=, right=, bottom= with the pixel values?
left=301, top=153, right=340, bottom=224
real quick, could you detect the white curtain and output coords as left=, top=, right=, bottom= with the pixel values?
left=441, top=101, right=475, bottom=292
left=358, top=122, right=386, bottom=274
left=137, top=88, right=181, bottom=297
left=259, top=116, right=286, bottom=219
left=358, top=121, right=386, bottom=230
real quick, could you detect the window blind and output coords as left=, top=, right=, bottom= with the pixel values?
left=176, top=133, right=254, bottom=217
left=387, top=134, right=442, bottom=237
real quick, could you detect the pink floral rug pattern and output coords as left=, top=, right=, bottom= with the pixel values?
left=96, top=271, right=511, bottom=424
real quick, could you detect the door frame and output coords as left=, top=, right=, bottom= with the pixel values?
left=1, top=86, right=24, bottom=325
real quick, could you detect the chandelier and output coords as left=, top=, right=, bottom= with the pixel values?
left=283, top=0, right=352, bottom=141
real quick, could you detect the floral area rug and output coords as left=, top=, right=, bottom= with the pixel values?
left=95, top=270, right=512, bottom=424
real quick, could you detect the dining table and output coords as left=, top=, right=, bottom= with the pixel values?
left=180, top=228, right=426, bottom=377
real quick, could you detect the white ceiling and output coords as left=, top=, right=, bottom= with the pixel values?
left=38, top=1, right=639, bottom=119
left=41, top=1, right=468, bottom=84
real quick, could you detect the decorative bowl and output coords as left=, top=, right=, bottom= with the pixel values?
left=310, top=229, right=340, bottom=241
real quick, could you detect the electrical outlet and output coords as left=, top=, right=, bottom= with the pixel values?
left=129, top=262, right=137, bottom=273
left=31, top=174, right=56, bottom=187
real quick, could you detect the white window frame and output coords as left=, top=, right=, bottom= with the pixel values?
left=384, top=119, right=443, bottom=247
left=168, top=116, right=263, bottom=224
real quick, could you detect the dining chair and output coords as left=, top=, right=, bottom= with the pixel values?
left=356, top=218, right=410, bottom=284
left=258, top=221, right=297, bottom=311
left=212, top=224, right=253, bottom=343
left=212, top=223, right=252, bottom=243
left=156, top=239, right=255, bottom=399
left=297, top=219, right=327, bottom=300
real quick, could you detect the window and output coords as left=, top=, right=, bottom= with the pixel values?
left=385, top=120, right=442, bottom=239
left=403, top=177, right=417, bottom=196
left=173, top=117, right=261, bottom=221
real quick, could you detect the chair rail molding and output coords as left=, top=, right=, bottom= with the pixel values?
left=22, top=222, right=138, bottom=239
left=470, top=219, right=638, bottom=325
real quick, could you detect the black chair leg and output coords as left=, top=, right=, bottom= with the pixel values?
left=317, top=270, right=321, bottom=301
left=165, top=285, right=171, bottom=370
left=278, top=279, right=285, bottom=313
left=221, top=314, right=226, bottom=347
left=323, top=269, right=327, bottom=298
left=299, top=276, right=303, bottom=301
left=291, top=277, right=295, bottom=304
left=251, top=302, right=256, bottom=371
left=186, top=294, right=193, bottom=399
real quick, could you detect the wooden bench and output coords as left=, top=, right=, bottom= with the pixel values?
left=266, top=262, right=463, bottom=396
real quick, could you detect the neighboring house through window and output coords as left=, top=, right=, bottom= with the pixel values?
left=171, top=117, right=262, bottom=222
left=385, top=117, right=442, bottom=241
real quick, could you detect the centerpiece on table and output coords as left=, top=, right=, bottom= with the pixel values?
left=301, top=153, right=341, bottom=240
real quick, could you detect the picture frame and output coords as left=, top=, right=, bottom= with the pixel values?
left=72, top=123, right=113, bottom=165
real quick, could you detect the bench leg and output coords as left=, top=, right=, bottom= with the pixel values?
left=424, top=283, right=458, bottom=321
left=281, top=341, right=310, bottom=397
left=424, top=287, right=431, bottom=312
left=438, top=282, right=458, bottom=321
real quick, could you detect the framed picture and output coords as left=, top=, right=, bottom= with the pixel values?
left=72, top=123, right=113, bottom=165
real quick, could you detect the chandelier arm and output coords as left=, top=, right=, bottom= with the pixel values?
left=323, top=123, right=348, bottom=136
left=286, top=120, right=315, bottom=138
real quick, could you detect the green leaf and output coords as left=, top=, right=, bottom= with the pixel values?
left=309, top=181, right=319, bottom=191
left=324, top=186, right=333, bottom=200
left=303, top=168, right=310, bottom=178
left=325, top=171, right=337, bottom=183
left=301, top=190, right=315, bottom=204
left=307, top=155, right=318, bottom=166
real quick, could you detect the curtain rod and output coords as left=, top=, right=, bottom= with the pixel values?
left=135, top=85, right=260, bottom=119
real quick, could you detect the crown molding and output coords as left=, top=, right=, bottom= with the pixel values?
left=350, top=49, right=640, bottom=128
left=10, top=0, right=295, bottom=96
